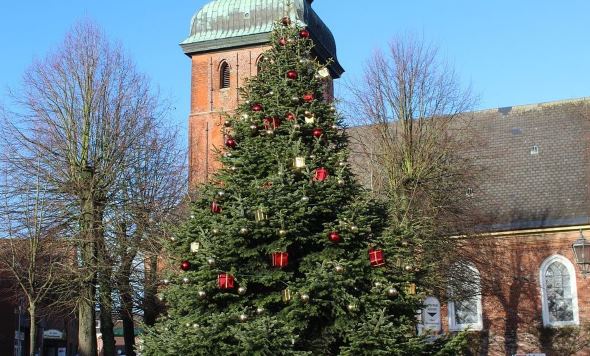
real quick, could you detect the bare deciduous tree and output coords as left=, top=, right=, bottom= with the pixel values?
left=346, top=34, right=482, bottom=294
left=0, top=21, right=184, bottom=356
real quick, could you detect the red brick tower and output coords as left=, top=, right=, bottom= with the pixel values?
left=180, top=0, right=343, bottom=185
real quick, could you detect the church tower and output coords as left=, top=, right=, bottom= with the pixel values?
left=181, top=0, right=344, bottom=184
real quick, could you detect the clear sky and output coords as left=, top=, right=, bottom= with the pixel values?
left=1, top=0, right=589, bottom=135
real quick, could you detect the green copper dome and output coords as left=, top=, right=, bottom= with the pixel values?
left=180, top=0, right=343, bottom=77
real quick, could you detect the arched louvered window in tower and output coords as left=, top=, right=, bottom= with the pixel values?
left=220, top=61, right=230, bottom=89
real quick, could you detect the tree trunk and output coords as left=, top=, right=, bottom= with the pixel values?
left=28, top=304, right=36, bottom=356
left=78, top=168, right=98, bottom=356
left=99, top=292, right=116, bottom=356
left=119, top=272, right=136, bottom=356
left=143, top=255, right=159, bottom=326
left=78, top=288, right=97, bottom=356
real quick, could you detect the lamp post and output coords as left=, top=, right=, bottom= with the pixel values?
left=572, top=229, right=590, bottom=277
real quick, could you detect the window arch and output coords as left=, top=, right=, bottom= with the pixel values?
left=255, top=55, right=265, bottom=75
left=219, top=61, right=230, bottom=89
left=448, top=263, right=483, bottom=331
left=540, top=255, right=579, bottom=327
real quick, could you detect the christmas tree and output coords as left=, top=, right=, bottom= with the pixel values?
left=142, top=18, right=463, bottom=355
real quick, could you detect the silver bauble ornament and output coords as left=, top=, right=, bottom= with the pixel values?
left=256, top=307, right=265, bottom=314
left=387, top=288, right=399, bottom=297
left=217, top=190, right=225, bottom=197
left=207, top=258, right=216, bottom=266
left=193, top=323, right=199, bottom=328
left=163, top=279, right=170, bottom=285
left=405, top=265, right=413, bottom=271
left=350, top=225, right=359, bottom=232
left=239, top=314, right=248, bottom=322
left=301, top=294, right=310, bottom=303
left=278, top=229, right=288, bottom=236
left=374, top=281, right=383, bottom=288
left=212, top=228, right=220, bottom=235
left=182, top=277, right=190, bottom=284
left=347, top=304, right=357, bottom=312
left=238, top=287, right=247, bottom=295
left=335, top=265, right=344, bottom=273
left=198, top=290, right=207, bottom=299
left=239, top=227, right=249, bottom=235
left=301, top=196, right=309, bottom=202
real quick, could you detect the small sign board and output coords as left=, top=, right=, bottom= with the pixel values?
left=43, top=329, right=64, bottom=340
left=421, top=297, right=441, bottom=332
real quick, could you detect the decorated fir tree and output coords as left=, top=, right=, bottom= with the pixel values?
left=142, top=18, right=462, bottom=355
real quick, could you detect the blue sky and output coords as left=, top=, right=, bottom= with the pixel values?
left=1, top=1, right=589, bottom=134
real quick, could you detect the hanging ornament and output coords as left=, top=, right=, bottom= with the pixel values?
left=217, top=190, right=226, bottom=197
left=300, top=294, right=310, bottom=303
left=313, top=167, right=329, bottom=181
left=404, top=264, right=413, bottom=271
left=286, top=70, right=298, bottom=80
left=207, top=257, right=216, bottom=266
left=192, top=323, right=199, bottom=329
left=271, top=252, right=289, bottom=268
left=312, top=128, right=324, bottom=138
left=291, top=96, right=300, bottom=103
left=180, top=260, right=191, bottom=271
left=239, top=314, right=248, bottom=322
left=237, top=287, right=247, bottom=295
left=374, top=281, right=383, bottom=288
left=256, top=307, right=265, bottom=314
left=347, top=303, right=357, bottom=312
left=239, top=227, right=249, bottom=235
left=218, top=273, right=235, bottom=289
left=224, top=120, right=232, bottom=127
left=337, top=178, right=345, bottom=186
left=263, top=117, right=281, bottom=130
left=281, top=288, right=292, bottom=302
left=211, top=201, right=222, bottom=214
left=254, top=209, right=267, bottom=222
left=405, top=283, right=417, bottom=295
left=299, top=29, right=310, bottom=38
left=241, top=113, right=249, bottom=120
left=328, top=231, right=341, bottom=243
left=293, top=156, right=306, bottom=169
left=279, top=37, right=288, bottom=46
left=182, top=277, right=190, bottom=284
left=198, top=290, right=207, bottom=299
left=301, top=196, right=309, bottom=202
left=304, top=111, right=315, bottom=124
left=316, top=67, right=330, bottom=79
left=250, top=124, right=259, bottom=135
left=225, top=137, right=237, bottom=149
left=190, top=242, right=200, bottom=253
left=278, top=229, right=288, bottom=236
left=303, top=93, right=315, bottom=102
left=162, top=279, right=170, bottom=285
left=387, top=288, right=399, bottom=297
left=285, top=112, right=296, bottom=121
left=251, top=103, right=263, bottom=112
left=281, top=16, right=291, bottom=26
left=369, top=249, right=385, bottom=267
left=334, top=265, right=344, bottom=273
left=212, top=228, right=220, bottom=235
left=350, top=225, right=359, bottom=232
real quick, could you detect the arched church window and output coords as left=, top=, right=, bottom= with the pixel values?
left=448, top=262, right=483, bottom=331
left=540, top=255, right=579, bottom=327
left=220, top=61, right=230, bottom=89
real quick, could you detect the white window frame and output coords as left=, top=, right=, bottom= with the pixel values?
left=539, top=254, right=579, bottom=327
left=448, top=264, right=483, bottom=331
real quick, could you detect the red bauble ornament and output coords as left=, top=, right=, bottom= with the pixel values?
left=303, top=93, right=315, bottom=102
left=285, top=112, right=296, bottom=121
left=251, top=103, right=263, bottom=112
left=218, top=273, right=235, bottom=289
left=225, top=137, right=237, bottom=149
left=369, top=249, right=385, bottom=267
left=278, top=37, right=288, bottom=46
left=180, top=260, right=191, bottom=271
left=263, top=117, right=281, bottom=130
left=271, top=252, right=289, bottom=268
left=286, top=70, right=298, bottom=80
left=313, top=167, right=329, bottom=181
left=312, top=128, right=324, bottom=138
left=211, top=201, right=222, bottom=214
left=299, top=29, right=310, bottom=38
left=328, top=231, right=341, bottom=243
left=281, top=16, right=291, bottom=26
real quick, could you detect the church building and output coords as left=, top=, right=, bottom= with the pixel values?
left=182, top=0, right=590, bottom=355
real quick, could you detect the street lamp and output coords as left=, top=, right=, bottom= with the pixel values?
left=572, top=229, right=590, bottom=277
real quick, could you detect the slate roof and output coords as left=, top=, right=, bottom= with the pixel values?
left=468, top=98, right=590, bottom=231
left=181, top=0, right=343, bottom=77
left=348, top=98, right=590, bottom=232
